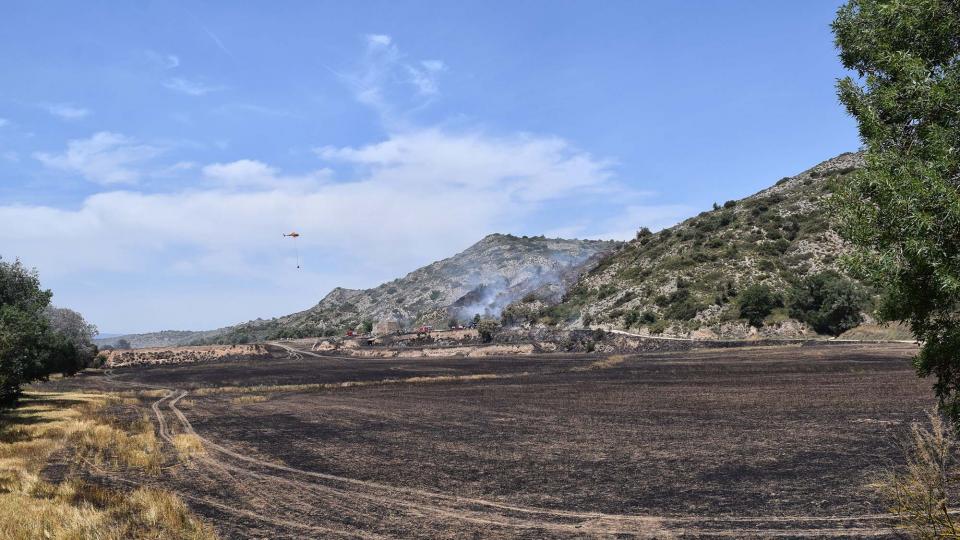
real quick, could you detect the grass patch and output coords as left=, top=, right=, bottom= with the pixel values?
left=229, top=395, right=268, bottom=405
left=572, top=354, right=628, bottom=372
left=193, top=372, right=527, bottom=396
left=170, top=434, right=206, bottom=461
left=0, top=391, right=217, bottom=539
left=872, top=409, right=960, bottom=538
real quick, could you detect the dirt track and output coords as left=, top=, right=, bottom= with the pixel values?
left=43, top=342, right=931, bottom=538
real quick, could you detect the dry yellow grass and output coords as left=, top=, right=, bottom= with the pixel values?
left=194, top=372, right=525, bottom=396
left=177, top=398, right=196, bottom=409
left=572, top=354, right=628, bottom=372
left=171, top=433, right=207, bottom=461
left=872, top=409, right=960, bottom=538
left=73, top=413, right=164, bottom=474
left=230, top=395, right=268, bottom=405
left=0, top=391, right=217, bottom=539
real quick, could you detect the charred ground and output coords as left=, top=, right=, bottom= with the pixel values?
left=39, top=343, right=930, bottom=538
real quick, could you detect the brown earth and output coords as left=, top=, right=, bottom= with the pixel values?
left=39, top=342, right=932, bottom=538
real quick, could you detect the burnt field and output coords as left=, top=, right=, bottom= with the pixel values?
left=43, top=343, right=932, bottom=538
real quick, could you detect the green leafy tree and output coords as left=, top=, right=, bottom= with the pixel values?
left=45, top=306, right=98, bottom=374
left=476, top=319, right=500, bottom=343
left=788, top=271, right=868, bottom=336
left=832, top=2, right=960, bottom=420
left=0, top=260, right=53, bottom=404
left=737, top=284, right=782, bottom=328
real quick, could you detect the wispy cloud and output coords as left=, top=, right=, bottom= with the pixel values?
left=213, top=103, right=291, bottom=117
left=43, top=103, right=91, bottom=120
left=33, top=131, right=162, bottom=185
left=163, top=77, right=223, bottom=96
left=341, top=34, right=447, bottom=126
left=366, top=34, right=391, bottom=46
left=145, top=50, right=180, bottom=69
left=202, top=26, right=234, bottom=59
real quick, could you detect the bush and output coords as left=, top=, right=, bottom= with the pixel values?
left=788, top=271, right=867, bottom=336
left=0, top=259, right=97, bottom=405
left=872, top=410, right=960, bottom=538
left=738, top=284, right=782, bottom=328
left=596, top=284, right=617, bottom=300
left=649, top=320, right=669, bottom=334
left=664, top=298, right=703, bottom=321
left=476, top=319, right=500, bottom=343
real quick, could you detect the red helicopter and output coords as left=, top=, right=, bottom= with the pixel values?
left=283, top=232, right=301, bottom=268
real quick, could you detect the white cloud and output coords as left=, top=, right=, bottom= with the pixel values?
left=201, top=159, right=329, bottom=189
left=33, top=132, right=162, bottom=184
left=43, top=103, right=91, bottom=120
left=163, top=77, right=223, bottom=96
left=9, top=129, right=617, bottom=278
left=316, top=128, right=614, bottom=203
left=366, top=34, right=392, bottom=46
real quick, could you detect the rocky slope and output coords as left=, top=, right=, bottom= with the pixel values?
left=511, top=152, right=866, bottom=338
left=200, top=234, right=618, bottom=344
left=102, top=234, right=618, bottom=347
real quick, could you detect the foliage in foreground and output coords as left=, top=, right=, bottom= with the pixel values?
left=873, top=410, right=960, bottom=539
left=0, top=258, right=98, bottom=405
left=833, top=1, right=960, bottom=422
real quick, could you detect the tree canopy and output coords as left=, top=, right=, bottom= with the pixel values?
left=737, top=284, right=781, bottom=328
left=788, top=271, right=868, bottom=336
left=833, top=1, right=960, bottom=420
left=0, top=258, right=97, bottom=405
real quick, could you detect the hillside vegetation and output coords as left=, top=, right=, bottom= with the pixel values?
left=513, top=152, right=871, bottom=338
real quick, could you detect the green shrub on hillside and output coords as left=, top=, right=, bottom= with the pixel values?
left=788, top=271, right=868, bottom=336
left=738, top=284, right=782, bottom=328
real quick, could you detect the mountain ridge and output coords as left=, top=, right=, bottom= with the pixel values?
left=96, top=233, right=619, bottom=348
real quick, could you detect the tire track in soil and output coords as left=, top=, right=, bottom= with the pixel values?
left=112, top=352, right=899, bottom=538
left=108, top=373, right=371, bottom=537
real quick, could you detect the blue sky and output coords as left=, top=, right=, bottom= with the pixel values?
left=0, top=1, right=859, bottom=333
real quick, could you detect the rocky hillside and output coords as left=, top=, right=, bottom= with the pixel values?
left=509, top=152, right=866, bottom=338
left=103, top=234, right=618, bottom=347
left=199, top=234, right=618, bottom=344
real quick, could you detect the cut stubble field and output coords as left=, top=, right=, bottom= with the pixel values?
left=39, top=342, right=931, bottom=538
